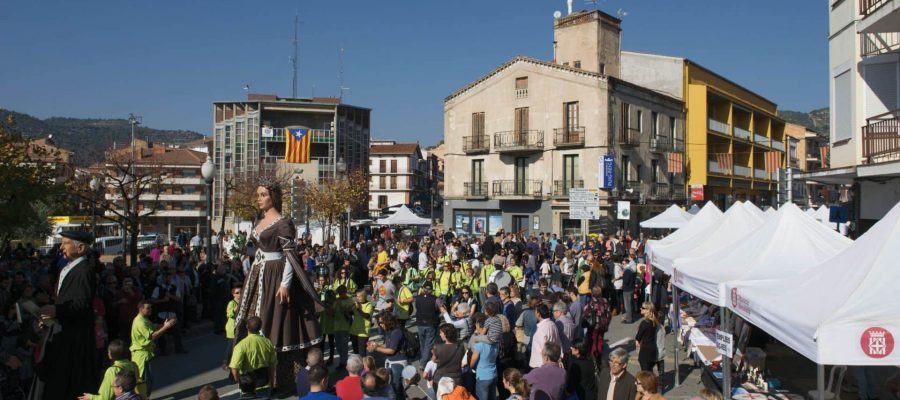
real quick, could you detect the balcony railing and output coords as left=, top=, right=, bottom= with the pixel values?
left=753, top=133, right=769, bottom=146
left=463, top=135, right=490, bottom=153
left=651, top=183, right=670, bottom=199
left=860, top=0, right=889, bottom=16
left=492, top=180, right=543, bottom=198
left=553, top=127, right=585, bottom=147
left=650, top=136, right=670, bottom=152
left=862, top=108, right=900, bottom=163
left=493, top=130, right=544, bottom=153
left=620, top=128, right=641, bottom=146
left=672, top=184, right=686, bottom=199
left=772, top=140, right=785, bottom=151
left=463, top=182, right=489, bottom=198
left=516, top=88, right=528, bottom=99
left=861, top=32, right=900, bottom=57
left=708, top=118, right=729, bottom=134
left=552, top=180, right=584, bottom=198
left=733, top=165, right=751, bottom=178
left=733, top=126, right=752, bottom=141
left=618, top=180, right=641, bottom=199
left=673, top=139, right=686, bottom=152
left=708, top=159, right=732, bottom=175
left=754, top=168, right=771, bottom=180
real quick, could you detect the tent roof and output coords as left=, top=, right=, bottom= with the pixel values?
left=687, top=204, right=701, bottom=215
left=673, top=202, right=852, bottom=306
left=815, top=205, right=838, bottom=230
left=646, top=202, right=722, bottom=273
left=725, top=201, right=900, bottom=365
left=651, top=201, right=763, bottom=274
left=375, top=205, right=432, bottom=226
left=744, top=201, right=767, bottom=219
left=764, top=207, right=777, bottom=216
left=640, top=204, right=692, bottom=229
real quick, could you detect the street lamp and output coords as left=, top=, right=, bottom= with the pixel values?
left=89, top=176, right=102, bottom=242
left=201, top=156, right=216, bottom=264
left=336, top=158, right=347, bottom=243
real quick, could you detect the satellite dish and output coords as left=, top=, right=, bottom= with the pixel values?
left=553, top=10, right=562, bottom=19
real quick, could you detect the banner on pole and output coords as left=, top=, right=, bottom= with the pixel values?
left=600, top=154, right=615, bottom=189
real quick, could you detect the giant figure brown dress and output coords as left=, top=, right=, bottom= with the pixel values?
left=234, top=217, right=323, bottom=390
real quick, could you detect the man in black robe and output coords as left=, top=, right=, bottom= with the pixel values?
left=34, top=230, right=98, bottom=400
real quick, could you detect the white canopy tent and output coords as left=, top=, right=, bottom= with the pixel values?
left=375, top=205, right=432, bottom=226
left=640, top=204, right=693, bottom=229
left=646, top=202, right=723, bottom=273
left=650, top=202, right=763, bottom=274
left=805, top=207, right=818, bottom=218
left=672, top=202, right=852, bottom=306
left=725, top=200, right=900, bottom=366
left=764, top=207, right=777, bottom=217
left=743, top=201, right=767, bottom=219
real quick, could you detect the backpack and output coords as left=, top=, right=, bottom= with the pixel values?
left=583, top=297, right=611, bottom=333
left=401, top=329, right=420, bottom=359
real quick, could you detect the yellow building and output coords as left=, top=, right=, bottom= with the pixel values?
left=622, top=52, right=787, bottom=209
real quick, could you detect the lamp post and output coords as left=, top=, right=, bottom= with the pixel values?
left=201, top=156, right=216, bottom=264
left=336, top=158, right=347, bottom=243
left=89, top=176, right=101, bottom=242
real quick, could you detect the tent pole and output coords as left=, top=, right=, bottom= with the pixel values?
left=673, top=285, right=681, bottom=387
left=817, top=364, right=825, bottom=400
left=721, top=308, right=731, bottom=400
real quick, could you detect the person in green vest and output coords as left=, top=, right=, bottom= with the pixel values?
left=331, top=285, right=354, bottom=369
left=230, top=316, right=277, bottom=398
left=506, top=258, right=524, bottom=284
left=130, top=301, right=177, bottom=398
left=478, top=256, right=496, bottom=289
left=400, top=260, right=420, bottom=293
left=393, top=276, right=414, bottom=326
left=333, top=267, right=357, bottom=295
left=78, top=339, right=139, bottom=400
left=436, top=264, right=454, bottom=300
left=349, top=288, right=373, bottom=357
left=223, top=284, right=241, bottom=373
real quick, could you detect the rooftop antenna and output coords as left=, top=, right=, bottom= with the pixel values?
left=566, top=0, right=573, bottom=15
left=339, top=47, right=349, bottom=100
left=584, top=0, right=600, bottom=9
left=617, top=8, right=628, bottom=17
left=243, top=84, right=251, bottom=96
left=291, top=13, right=301, bottom=98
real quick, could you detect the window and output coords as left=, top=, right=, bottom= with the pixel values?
left=670, top=116, right=677, bottom=141
left=833, top=70, right=852, bottom=142
left=379, top=176, right=386, bottom=189
left=573, top=60, right=581, bottom=69
left=390, top=159, right=397, bottom=173
left=471, top=160, right=484, bottom=183
left=515, top=77, right=528, bottom=99
left=514, top=107, right=529, bottom=133
left=515, top=157, right=528, bottom=194
left=472, top=112, right=485, bottom=136
left=636, top=110, right=644, bottom=133
left=378, top=195, right=388, bottom=209
left=564, top=102, right=579, bottom=130
left=622, top=155, right=631, bottom=183
left=622, top=103, right=631, bottom=130
left=651, top=112, right=659, bottom=138
left=183, top=169, right=197, bottom=177
left=600, top=63, right=606, bottom=74
left=390, top=176, right=397, bottom=189
left=651, top=159, right=659, bottom=183
left=563, top=155, right=580, bottom=188
left=379, top=159, right=386, bottom=173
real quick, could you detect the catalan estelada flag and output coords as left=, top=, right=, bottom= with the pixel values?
left=285, top=128, right=311, bottom=163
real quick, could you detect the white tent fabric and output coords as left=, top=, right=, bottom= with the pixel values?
left=805, top=207, right=818, bottom=217
left=647, top=202, right=732, bottom=274
left=672, top=203, right=852, bottom=306
left=640, top=204, right=693, bottom=229
left=743, top=201, right=767, bottom=219
left=687, top=204, right=701, bottom=215
left=764, top=207, right=777, bottom=217
left=725, top=201, right=900, bottom=365
left=376, top=205, right=432, bottom=226
left=815, top=205, right=838, bottom=230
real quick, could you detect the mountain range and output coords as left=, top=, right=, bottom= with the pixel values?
left=0, top=110, right=205, bottom=166
left=778, top=107, right=829, bottom=134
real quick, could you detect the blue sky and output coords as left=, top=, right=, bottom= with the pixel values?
left=0, top=1, right=827, bottom=146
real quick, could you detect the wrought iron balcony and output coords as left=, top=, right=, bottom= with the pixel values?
left=651, top=183, right=670, bottom=199
left=860, top=0, right=890, bottom=16
left=618, top=180, right=641, bottom=199
left=861, top=32, right=900, bottom=57
left=463, top=135, right=490, bottom=154
left=862, top=108, right=900, bottom=163
left=553, top=127, right=585, bottom=147
left=619, top=128, right=641, bottom=147
left=492, top=180, right=543, bottom=198
left=673, top=139, right=685, bottom=152
left=552, top=180, right=584, bottom=198
left=672, top=184, right=686, bottom=199
left=493, top=130, right=544, bottom=153
left=650, top=136, right=670, bottom=152
left=463, top=182, right=489, bottom=198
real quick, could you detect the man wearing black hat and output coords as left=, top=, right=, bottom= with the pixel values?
left=36, top=230, right=99, bottom=400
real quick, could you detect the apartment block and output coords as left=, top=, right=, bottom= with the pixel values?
left=368, top=141, right=431, bottom=217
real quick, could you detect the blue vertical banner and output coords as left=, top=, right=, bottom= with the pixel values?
left=600, top=154, right=615, bottom=189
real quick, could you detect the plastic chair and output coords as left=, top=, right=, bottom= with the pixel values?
left=808, top=365, right=848, bottom=400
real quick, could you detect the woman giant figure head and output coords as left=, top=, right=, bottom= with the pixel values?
left=256, top=179, right=283, bottom=213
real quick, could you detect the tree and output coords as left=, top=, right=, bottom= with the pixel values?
left=0, top=112, right=66, bottom=241
left=300, top=168, right=368, bottom=242
left=225, top=165, right=292, bottom=224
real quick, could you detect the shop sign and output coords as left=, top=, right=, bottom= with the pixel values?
left=690, top=184, right=704, bottom=201
left=715, top=329, right=733, bottom=357
left=600, top=154, right=615, bottom=189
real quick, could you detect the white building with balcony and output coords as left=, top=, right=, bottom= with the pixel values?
left=799, top=0, right=900, bottom=232
left=368, top=141, right=430, bottom=218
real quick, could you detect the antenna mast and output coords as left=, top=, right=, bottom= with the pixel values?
left=339, top=47, right=345, bottom=100
left=292, top=14, right=299, bottom=98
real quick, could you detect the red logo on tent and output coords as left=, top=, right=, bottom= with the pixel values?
left=860, top=327, right=894, bottom=359
left=731, top=288, right=738, bottom=308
